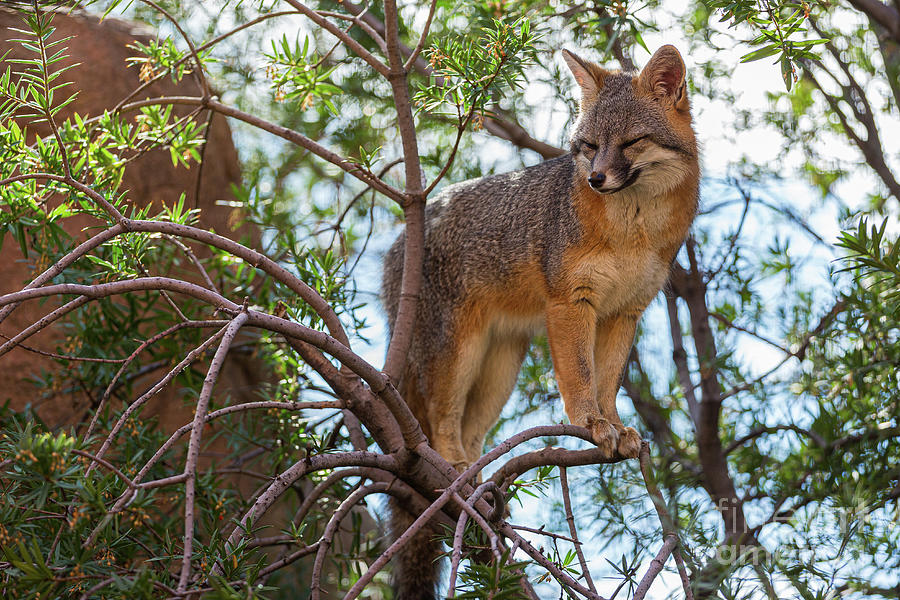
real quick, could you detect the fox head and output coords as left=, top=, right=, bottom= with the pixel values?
left=562, top=46, right=698, bottom=197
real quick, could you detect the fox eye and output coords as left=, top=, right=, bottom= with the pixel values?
left=621, top=135, right=648, bottom=149
left=580, top=140, right=598, bottom=152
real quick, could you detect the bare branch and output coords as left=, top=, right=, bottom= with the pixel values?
left=182, top=311, right=249, bottom=593
left=639, top=444, right=694, bottom=600
left=310, top=482, right=390, bottom=600
left=632, top=535, right=678, bottom=600
left=500, top=524, right=605, bottom=600
left=161, top=235, right=219, bottom=293
left=379, top=0, right=428, bottom=384
left=91, top=323, right=231, bottom=469
left=224, top=451, right=398, bottom=553
left=84, top=319, right=228, bottom=441
left=257, top=542, right=320, bottom=577
left=560, top=467, right=597, bottom=593
left=0, top=332, right=125, bottom=363
left=405, top=0, right=438, bottom=70
left=291, top=468, right=368, bottom=530
left=0, top=295, right=91, bottom=359
left=344, top=424, right=618, bottom=600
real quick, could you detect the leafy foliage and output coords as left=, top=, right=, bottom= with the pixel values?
left=837, top=218, right=900, bottom=316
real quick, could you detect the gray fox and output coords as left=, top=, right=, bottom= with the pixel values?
left=382, top=45, right=699, bottom=599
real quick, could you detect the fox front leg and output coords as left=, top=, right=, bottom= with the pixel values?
left=546, top=301, right=620, bottom=457
left=594, top=310, right=644, bottom=458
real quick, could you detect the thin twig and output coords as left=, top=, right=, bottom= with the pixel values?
left=632, top=535, right=678, bottom=600
left=560, top=467, right=597, bottom=593
left=104, top=96, right=406, bottom=203
left=162, top=235, right=219, bottom=293
left=446, top=498, right=470, bottom=597
left=178, top=310, right=249, bottom=593
left=136, top=0, right=211, bottom=98
left=84, top=319, right=228, bottom=441
left=509, top=524, right=580, bottom=544
left=0, top=172, right=125, bottom=228
left=91, top=324, right=231, bottom=465
left=282, top=0, right=389, bottom=77
left=452, top=490, right=501, bottom=559
left=310, top=482, right=389, bottom=600
left=0, top=295, right=91, bottom=359
left=0, top=332, right=125, bottom=363
left=404, top=0, right=438, bottom=70
left=639, top=443, right=693, bottom=600
left=499, top=524, right=605, bottom=600
left=292, top=468, right=367, bottom=531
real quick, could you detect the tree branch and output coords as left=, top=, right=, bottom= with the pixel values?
left=669, top=247, right=748, bottom=543
left=341, top=0, right=566, bottom=159
left=845, top=0, right=900, bottom=42
left=282, top=0, right=390, bottom=77
left=178, top=310, right=249, bottom=592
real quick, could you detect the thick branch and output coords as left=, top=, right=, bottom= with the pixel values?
left=380, top=0, right=427, bottom=383
left=669, top=249, right=747, bottom=542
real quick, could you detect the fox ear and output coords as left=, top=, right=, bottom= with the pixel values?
left=640, top=45, right=686, bottom=105
left=562, top=49, right=609, bottom=108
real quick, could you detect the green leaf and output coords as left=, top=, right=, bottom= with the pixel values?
left=781, top=54, right=794, bottom=90
left=740, top=44, right=780, bottom=62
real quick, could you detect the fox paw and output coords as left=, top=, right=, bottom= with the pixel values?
left=615, top=425, right=642, bottom=458
left=586, top=416, right=619, bottom=457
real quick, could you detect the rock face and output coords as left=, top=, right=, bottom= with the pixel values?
left=0, top=7, right=256, bottom=429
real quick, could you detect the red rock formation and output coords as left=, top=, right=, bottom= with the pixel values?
left=0, top=7, right=256, bottom=429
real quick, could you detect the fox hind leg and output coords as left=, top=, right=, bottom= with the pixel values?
left=461, top=332, right=531, bottom=468
left=426, top=329, right=491, bottom=472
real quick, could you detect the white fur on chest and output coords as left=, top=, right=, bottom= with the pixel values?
left=606, top=185, right=674, bottom=238
left=571, top=248, right=668, bottom=316
left=573, top=195, right=673, bottom=315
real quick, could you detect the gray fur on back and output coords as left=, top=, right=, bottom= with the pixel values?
left=382, top=154, right=578, bottom=354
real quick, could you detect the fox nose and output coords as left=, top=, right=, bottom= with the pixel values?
left=588, top=172, right=606, bottom=189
